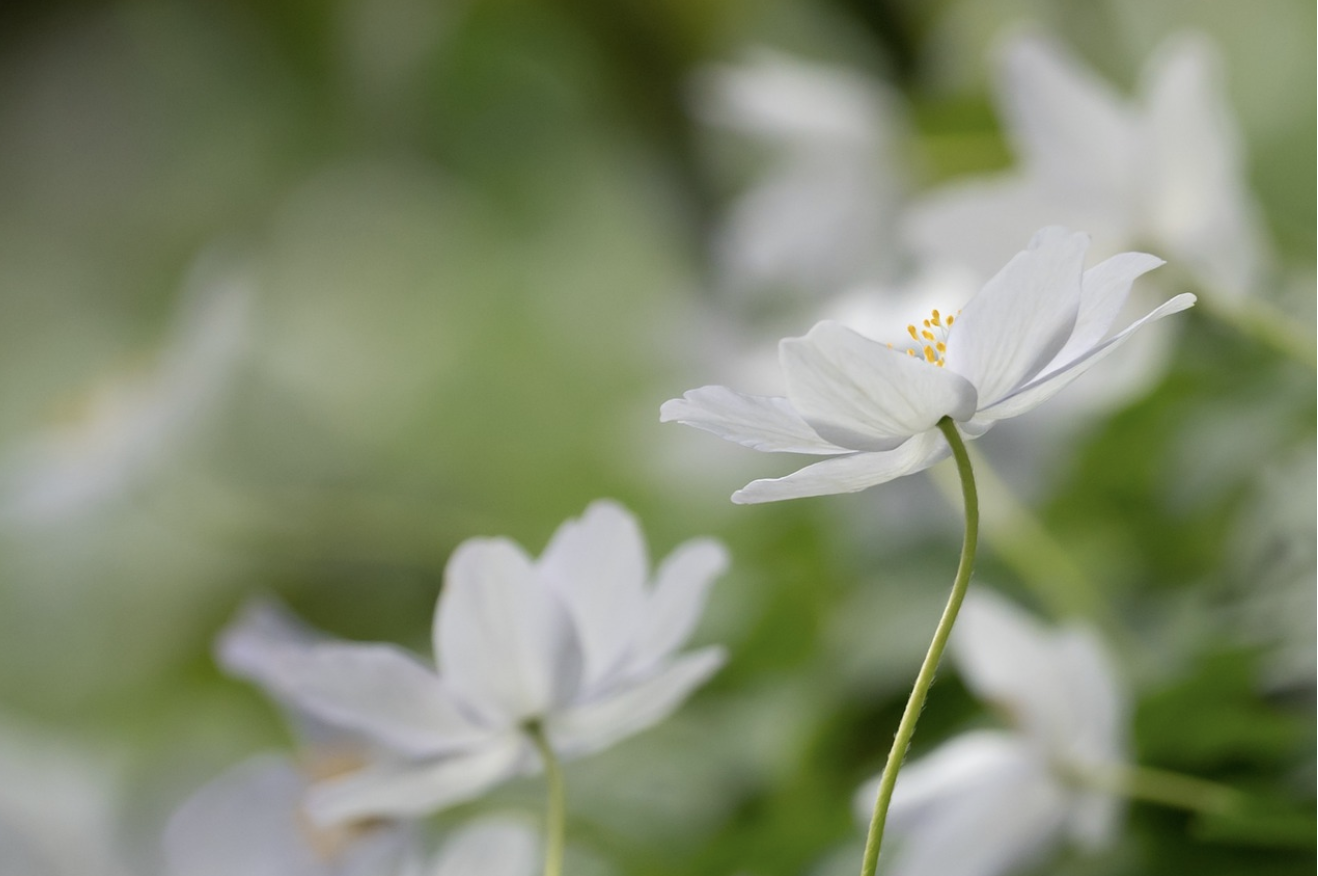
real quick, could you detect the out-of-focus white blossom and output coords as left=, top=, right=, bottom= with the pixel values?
left=663, top=227, right=1193, bottom=503
left=906, top=31, right=1267, bottom=303
left=0, top=258, right=250, bottom=525
left=220, top=501, right=727, bottom=825
left=691, top=49, right=906, bottom=302
left=854, top=590, right=1127, bottom=876
left=162, top=754, right=415, bottom=876
left=0, top=718, right=132, bottom=876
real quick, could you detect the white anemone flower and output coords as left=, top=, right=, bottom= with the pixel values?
left=905, top=31, right=1266, bottom=303
left=162, top=755, right=415, bottom=876
left=0, top=257, right=250, bottom=525
left=220, top=500, right=728, bottom=825
left=164, top=754, right=537, bottom=876
left=661, top=227, right=1194, bottom=503
left=854, top=590, right=1127, bottom=876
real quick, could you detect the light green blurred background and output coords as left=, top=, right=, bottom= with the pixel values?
left=0, top=1, right=1312, bottom=873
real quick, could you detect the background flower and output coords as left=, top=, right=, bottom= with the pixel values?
left=221, top=501, right=727, bottom=824
left=0, top=1, right=1310, bottom=873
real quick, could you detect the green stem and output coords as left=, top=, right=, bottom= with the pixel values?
left=527, top=722, right=567, bottom=876
left=1200, top=292, right=1317, bottom=370
left=1078, top=763, right=1242, bottom=815
left=858, top=418, right=979, bottom=876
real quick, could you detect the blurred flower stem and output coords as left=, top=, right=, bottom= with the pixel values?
left=1199, top=290, right=1317, bottom=370
left=859, top=418, right=979, bottom=876
left=528, top=722, right=566, bottom=876
left=1075, top=762, right=1243, bottom=815
left=933, top=445, right=1108, bottom=624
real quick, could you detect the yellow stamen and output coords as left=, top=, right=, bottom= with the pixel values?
left=936, top=342, right=946, bottom=352
left=921, top=329, right=935, bottom=341
left=923, top=346, right=937, bottom=362
left=907, top=325, right=919, bottom=341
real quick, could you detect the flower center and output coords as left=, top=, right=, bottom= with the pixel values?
left=887, top=308, right=956, bottom=367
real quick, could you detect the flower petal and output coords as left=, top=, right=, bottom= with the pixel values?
left=430, top=819, right=539, bottom=876
left=781, top=321, right=977, bottom=449
left=944, top=227, right=1088, bottom=407
left=998, top=33, right=1140, bottom=207
left=306, top=734, right=529, bottom=825
left=1142, top=34, right=1264, bottom=300
left=163, top=755, right=414, bottom=876
left=976, top=293, right=1195, bottom=421
left=878, top=733, right=1070, bottom=876
left=436, top=538, right=581, bottom=725
left=228, top=640, right=488, bottom=757
left=950, top=592, right=1068, bottom=745
left=627, top=538, right=729, bottom=672
left=547, top=647, right=725, bottom=758
left=537, top=501, right=648, bottom=690
left=730, top=430, right=949, bottom=504
left=659, top=386, right=849, bottom=454
left=1046, top=251, right=1166, bottom=370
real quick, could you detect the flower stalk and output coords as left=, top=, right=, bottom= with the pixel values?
left=858, top=417, right=979, bottom=876
left=527, top=722, right=566, bottom=876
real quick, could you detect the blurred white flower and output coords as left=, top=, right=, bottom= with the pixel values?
left=162, top=754, right=415, bottom=876
left=219, top=500, right=727, bottom=825
left=425, top=818, right=538, bottom=876
left=691, top=49, right=905, bottom=302
left=0, top=256, right=250, bottom=525
left=854, top=590, right=1127, bottom=876
left=163, top=751, right=538, bottom=876
left=906, top=30, right=1267, bottom=303
left=662, top=227, right=1193, bottom=503
left=0, top=718, right=131, bottom=876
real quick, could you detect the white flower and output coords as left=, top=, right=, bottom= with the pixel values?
left=425, top=819, right=538, bottom=876
left=0, top=718, right=132, bottom=876
left=661, top=227, right=1194, bottom=503
left=854, top=590, right=1127, bottom=876
left=219, top=500, right=728, bottom=825
left=0, top=255, right=250, bottom=525
left=162, top=755, right=416, bottom=876
left=163, top=755, right=538, bottom=876
left=905, top=31, right=1266, bottom=302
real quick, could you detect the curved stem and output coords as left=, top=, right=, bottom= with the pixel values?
left=858, top=418, right=979, bottom=876
left=527, top=722, right=567, bottom=876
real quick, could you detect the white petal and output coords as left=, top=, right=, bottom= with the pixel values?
left=429, top=819, right=539, bottom=876
left=855, top=730, right=1026, bottom=828
left=163, top=756, right=315, bottom=876
left=628, top=538, right=729, bottom=672
left=1052, top=629, right=1127, bottom=850
left=163, top=755, right=414, bottom=876
left=1046, top=251, right=1165, bottom=370
left=997, top=33, right=1140, bottom=209
left=904, top=176, right=1105, bottom=281
left=950, top=591, right=1068, bottom=746
left=436, top=538, right=581, bottom=724
left=659, top=386, right=849, bottom=454
left=234, top=641, right=487, bottom=757
left=781, top=321, right=977, bottom=449
left=1142, top=33, right=1264, bottom=299
left=886, top=738, right=1069, bottom=876
left=537, top=501, right=649, bottom=689
left=547, top=647, right=725, bottom=758
left=944, top=227, right=1087, bottom=407
left=731, top=430, right=949, bottom=503
left=306, top=734, right=529, bottom=825
left=977, top=293, right=1195, bottom=421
